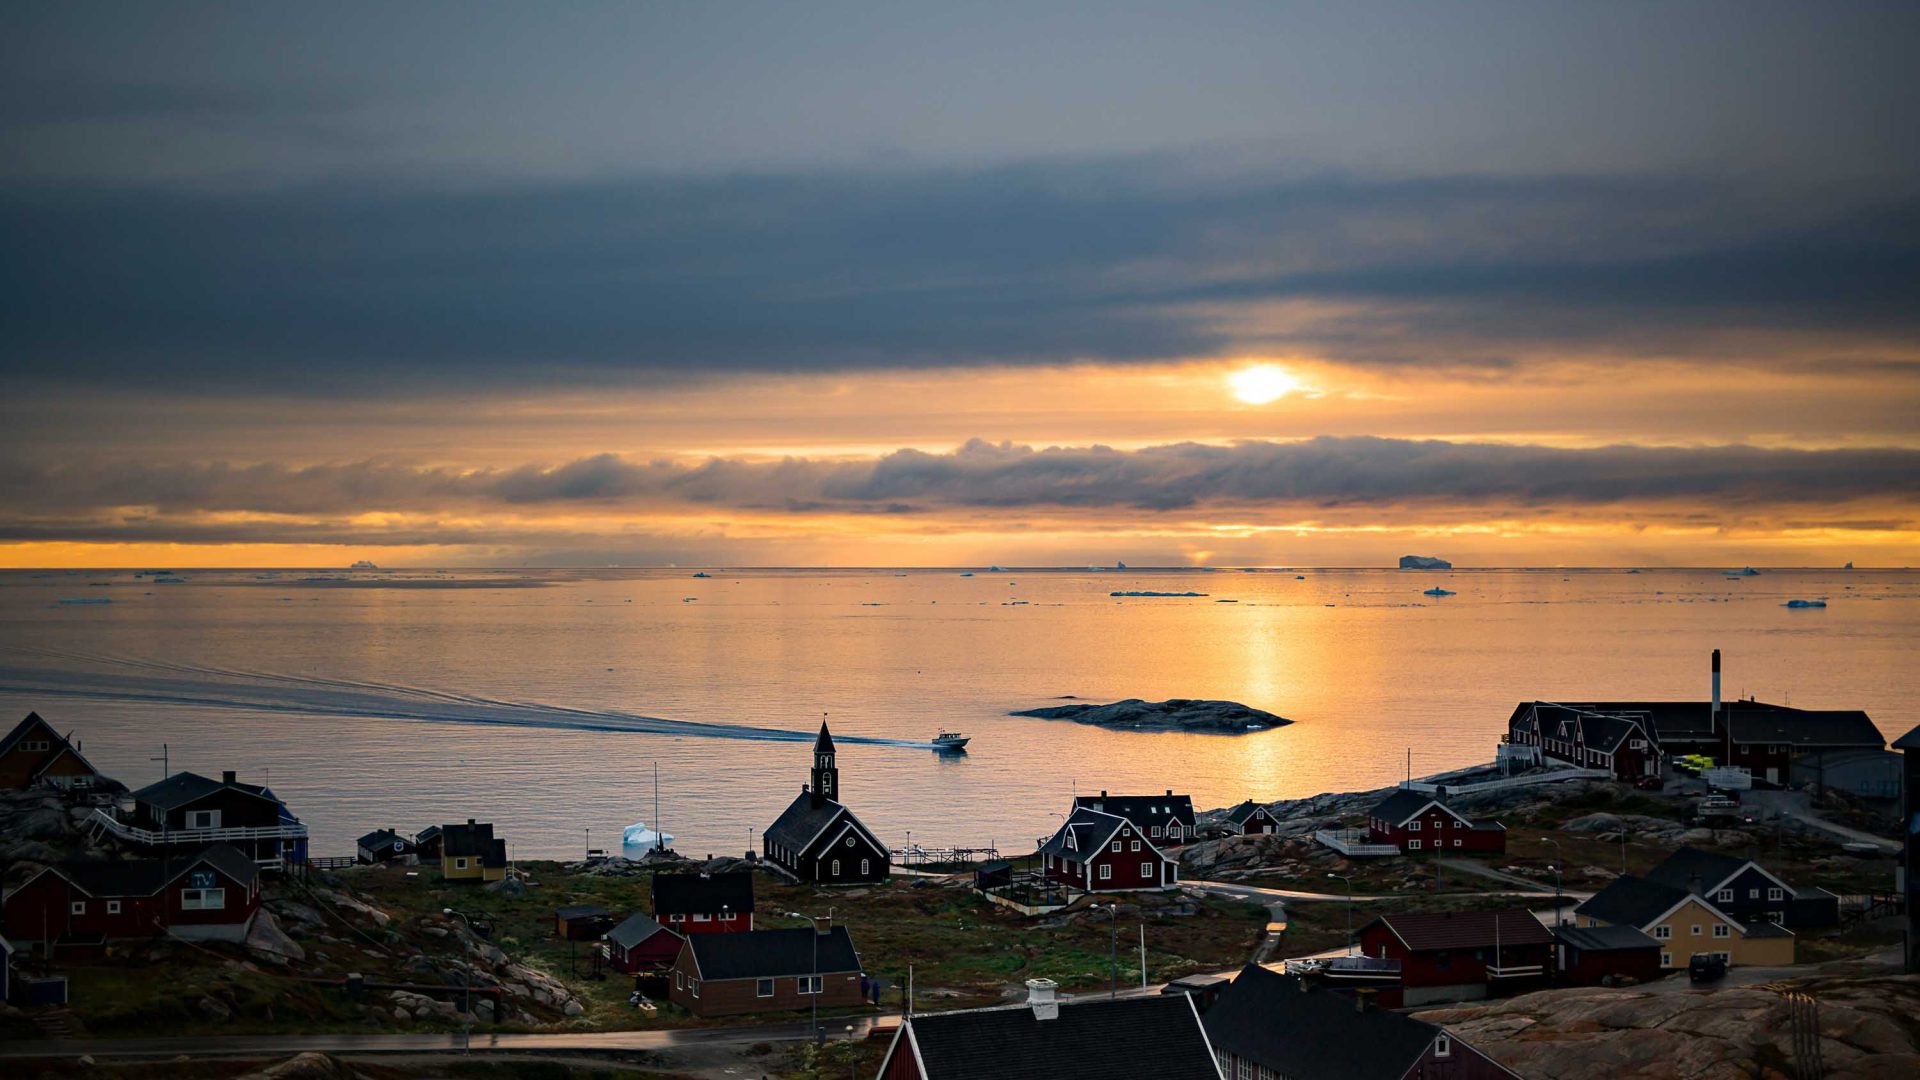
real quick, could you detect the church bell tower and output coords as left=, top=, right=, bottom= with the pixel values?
left=810, top=721, right=838, bottom=807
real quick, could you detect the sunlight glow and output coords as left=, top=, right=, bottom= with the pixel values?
left=1228, top=364, right=1300, bottom=405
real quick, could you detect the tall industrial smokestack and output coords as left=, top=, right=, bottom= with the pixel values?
left=1711, top=649, right=1721, bottom=716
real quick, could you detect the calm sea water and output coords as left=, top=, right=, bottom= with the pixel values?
left=2, top=567, right=1914, bottom=860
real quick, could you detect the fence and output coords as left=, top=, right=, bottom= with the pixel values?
left=1404, top=768, right=1611, bottom=796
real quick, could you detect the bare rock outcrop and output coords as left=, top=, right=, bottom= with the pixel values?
left=1012, top=698, right=1290, bottom=733
left=1418, top=976, right=1920, bottom=1080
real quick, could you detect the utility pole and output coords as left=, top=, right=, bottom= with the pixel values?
left=1541, top=837, right=1564, bottom=925
left=1139, top=923, right=1147, bottom=989
left=151, top=743, right=169, bottom=780
left=1106, top=904, right=1119, bottom=999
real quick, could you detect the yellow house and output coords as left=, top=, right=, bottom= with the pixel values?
left=438, top=819, right=508, bottom=883
left=1575, top=875, right=1794, bottom=969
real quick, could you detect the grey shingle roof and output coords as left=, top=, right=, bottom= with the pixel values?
left=1038, top=808, right=1127, bottom=863
left=685, top=926, right=859, bottom=980
left=1225, top=800, right=1270, bottom=825
left=1367, top=789, right=1438, bottom=825
left=133, top=771, right=276, bottom=811
left=1071, top=792, right=1195, bottom=832
left=903, top=993, right=1219, bottom=1080
left=1364, top=910, right=1553, bottom=952
left=1575, top=875, right=1692, bottom=928
left=1205, top=964, right=1443, bottom=1080
left=54, top=843, right=258, bottom=898
left=1553, top=924, right=1660, bottom=952
left=1643, top=847, right=1751, bottom=894
left=764, top=791, right=846, bottom=852
left=653, top=871, right=754, bottom=916
left=605, top=912, right=673, bottom=949
left=357, top=829, right=405, bottom=851
left=1893, top=724, right=1920, bottom=750
left=1726, top=706, right=1883, bottom=749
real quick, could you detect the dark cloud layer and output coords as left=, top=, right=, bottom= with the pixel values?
left=6, top=438, right=1916, bottom=532
left=4, top=165, right=1916, bottom=392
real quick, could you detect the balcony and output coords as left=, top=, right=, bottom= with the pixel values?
left=1314, top=829, right=1400, bottom=857
left=89, top=808, right=307, bottom=866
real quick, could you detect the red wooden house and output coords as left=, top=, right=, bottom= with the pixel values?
left=603, top=912, right=683, bottom=973
left=1552, top=924, right=1663, bottom=986
left=2, top=844, right=261, bottom=955
left=0, top=713, right=103, bottom=792
left=1039, top=807, right=1178, bottom=893
left=1355, top=910, right=1552, bottom=1007
left=1365, top=789, right=1506, bottom=854
left=668, top=919, right=864, bottom=1018
left=651, top=870, right=754, bottom=933
left=1224, top=799, right=1281, bottom=835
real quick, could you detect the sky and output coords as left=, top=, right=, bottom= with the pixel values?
left=2, top=1, right=1917, bottom=568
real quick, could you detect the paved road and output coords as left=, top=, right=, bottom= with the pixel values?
left=1186, top=880, right=1400, bottom=903
left=1739, top=790, right=1901, bottom=854
left=1631, top=947, right=1903, bottom=995
left=0, top=1016, right=889, bottom=1060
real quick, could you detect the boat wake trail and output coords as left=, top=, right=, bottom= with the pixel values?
left=0, top=649, right=928, bottom=748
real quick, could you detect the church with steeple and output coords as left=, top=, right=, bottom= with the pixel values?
left=761, top=722, right=891, bottom=884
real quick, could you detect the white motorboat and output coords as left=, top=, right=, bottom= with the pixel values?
left=932, top=731, right=971, bottom=750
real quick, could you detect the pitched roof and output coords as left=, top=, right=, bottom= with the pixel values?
left=53, top=843, right=259, bottom=898
left=900, top=993, right=1219, bottom=1080
left=0, top=712, right=53, bottom=753
left=1226, top=800, right=1272, bottom=825
left=132, top=771, right=279, bottom=811
left=605, top=912, right=675, bottom=949
left=554, top=904, right=607, bottom=919
left=1527, top=703, right=1646, bottom=754
left=1363, top=910, right=1553, bottom=952
left=1550, top=701, right=1718, bottom=741
left=1643, top=847, right=1754, bottom=895
left=764, top=790, right=847, bottom=852
left=652, top=870, right=754, bottom=916
left=1553, top=924, right=1660, bottom=952
left=813, top=722, right=835, bottom=755
left=683, top=926, right=859, bottom=980
left=357, top=829, right=406, bottom=850
left=1205, top=965, right=1447, bottom=1080
left=1725, top=705, right=1883, bottom=749
left=439, top=821, right=507, bottom=867
left=1894, top=724, right=1920, bottom=751
left=1072, top=791, right=1195, bottom=830
left=1366, top=788, right=1462, bottom=826
left=1575, top=875, right=1693, bottom=928
left=1038, top=807, right=1130, bottom=864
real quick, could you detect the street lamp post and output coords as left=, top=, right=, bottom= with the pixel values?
left=1102, top=903, right=1119, bottom=999
left=1540, top=838, right=1564, bottom=925
left=787, top=908, right=832, bottom=1043
left=1326, top=873, right=1355, bottom=955
left=442, top=907, right=474, bottom=1054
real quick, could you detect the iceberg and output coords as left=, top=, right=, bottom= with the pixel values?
left=1782, top=599, right=1827, bottom=608
left=622, top=821, right=674, bottom=847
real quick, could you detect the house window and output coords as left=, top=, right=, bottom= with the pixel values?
left=1112, top=841, right=1122, bottom=852
left=1660, top=951, right=1672, bottom=967
left=1141, top=862, right=1153, bottom=877
left=1453, top=839, right=1463, bottom=848
left=1435, top=1035, right=1452, bottom=1058
left=454, top=857, right=469, bottom=869
left=1409, top=839, right=1421, bottom=851
left=1654, top=925, right=1671, bottom=940
left=719, top=912, right=736, bottom=922
left=1131, top=840, right=1141, bottom=851
left=798, top=976, right=822, bottom=994
left=669, top=913, right=686, bottom=923
left=181, top=888, right=225, bottom=910
left=1749, top=888, right=1760, bottom=900
left=1099, top=864, right=1112, bottom=880
left=861, top=859, right=870, bottom=875
left=1167, top=825, right=1181, bottom=839
left=186, top=810, right=221, bottom=830
left=1768, top=888, right=1784, bottom=901
left=1717, top=889, right=1734, bottom=903
left=1630, top=739, right=1646, bottom=749
left=693, top=913, right=710, bottom=923
left=756, top=978, right=774, bottom=998
left=831, top=860, right=841, bottom=876
left=1691, top=924, right=1702, bottom=937
left=107, top=900, right=121, bottom=914
left=690, top=980, right=699, bottom=998
left=1409, top=820, right=1421, bottom=831
left=1713, top=924, right=1730, bottom=939
left=1237, top=1061, right=1256, bottom=1080
left=23, top=739, right=50, bottom=752
left=70, top=901, right=86, bottom=915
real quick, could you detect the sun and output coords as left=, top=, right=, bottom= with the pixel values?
left=1227, top=364, right=1299, bottom=405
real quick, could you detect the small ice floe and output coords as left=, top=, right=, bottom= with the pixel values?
left=1110, top=590, right=1207, bottom=597
left=622, top=821, right=674, bottom=847
left=989, top=565, right=1008, bottom=572
left=1782, top=599, right=1828, bottom=608
left=1422, top=587, right=1456, bottom=596
left=59, top=597, right=111, bottom=605
left=692, top=571, right=711, bottom=578
left=959, top=572, right=975, bottom=577
left=1294, top=575, right=1306, bottom=580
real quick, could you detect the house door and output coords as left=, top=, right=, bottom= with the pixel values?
left=1765, top=768, right=1779, bottom=784
left=1161, top=861, right=1174, bottom=887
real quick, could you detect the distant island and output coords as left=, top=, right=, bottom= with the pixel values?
left=1011, top=697, right=1290, bottom=734
left=1398, top=555, right=1453, bottom=570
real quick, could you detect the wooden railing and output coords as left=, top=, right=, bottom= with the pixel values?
left=89, top=808, right=308, bottom=848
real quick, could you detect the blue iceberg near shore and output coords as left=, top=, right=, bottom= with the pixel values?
left=622, top=821, right=674, bottom=847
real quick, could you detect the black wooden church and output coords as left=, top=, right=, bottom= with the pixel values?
left=762, top=723, right=891, bottom=884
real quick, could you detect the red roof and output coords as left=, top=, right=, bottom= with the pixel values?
left=1365, top=910, right=1553, bottom=951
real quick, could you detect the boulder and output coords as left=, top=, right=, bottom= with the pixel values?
left=237, top=1053, right=356, bottom=1080
left=196, top=996, right=233, bottom=1023
left=245, top=911, right=307, bottom=964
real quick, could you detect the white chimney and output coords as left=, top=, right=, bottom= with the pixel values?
left=1711, top=649, right=1722, bottom=715
left=1025, top=978, right=1059, bottom=1021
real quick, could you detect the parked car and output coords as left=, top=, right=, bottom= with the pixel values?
left=1633, top=776, right=1665, bottom=791
left=1689, top=954, right=1728, bottom=983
